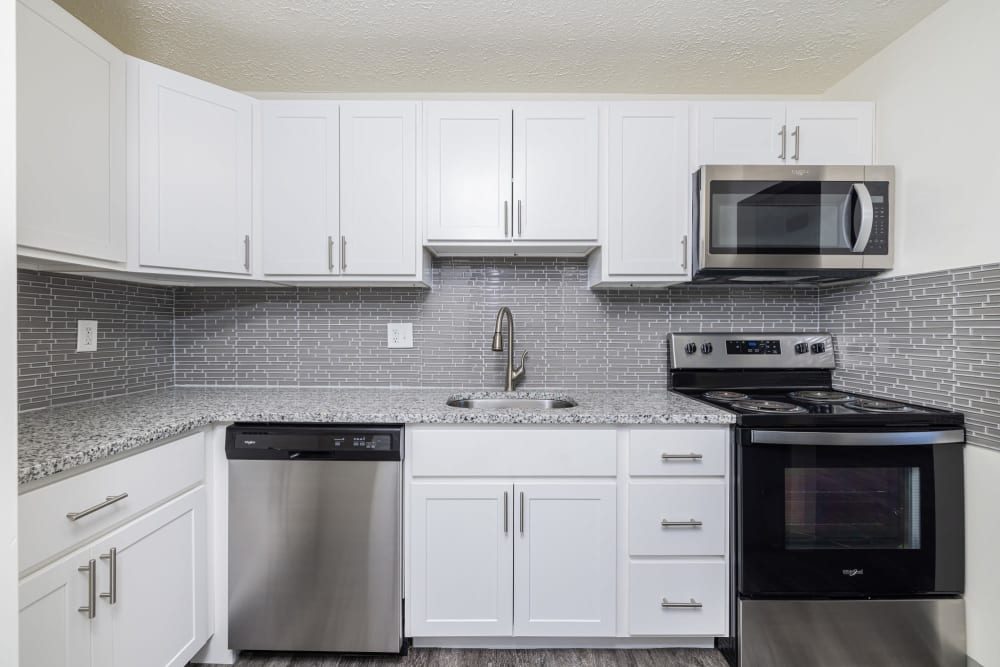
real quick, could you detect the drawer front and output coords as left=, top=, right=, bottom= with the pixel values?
left=629, top=481, right=726, bottom=556
left=19, top=430, right=205, bottom=573
left=410, top=427, right=616, bottom=477
left=629, top=428, right=727, bottom=477
left=629, top=561, right=728, bottom=636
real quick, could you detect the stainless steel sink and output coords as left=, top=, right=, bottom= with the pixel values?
left=446, top=397, right=577, bottom=410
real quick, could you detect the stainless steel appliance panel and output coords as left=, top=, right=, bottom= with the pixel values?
left=228, top=459, right=402, bottom=653
left=739, top=598, right=966, bottom=667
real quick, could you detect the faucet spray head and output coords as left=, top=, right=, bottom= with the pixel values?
left=491, top=332, right=504, bottom=351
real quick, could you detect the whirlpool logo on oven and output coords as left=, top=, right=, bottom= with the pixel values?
left=842, top=568, right=864, bottom=577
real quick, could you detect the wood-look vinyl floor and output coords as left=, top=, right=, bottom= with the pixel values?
left=216, top=648, right=728, bottom=667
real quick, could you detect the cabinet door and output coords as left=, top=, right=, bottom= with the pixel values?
left=260, top=101, right=340, bottom=275
left=425, top=103, right=512, bottom=242
left=16, top=0, right=126, bottom=262
left=19, top=546, right=93, bottom=667
left=786, top=102, right=874, bottom=165
left=91, top=488, right=208, bottom=667
left=339, top=102, right=417, bottom=276
left=513, top=103, right=599, bottom=241
left=607, top=103, right=689, bottom=276
left=514, top=482, right=616, bottom=636
left=696, top=102, right=787, bottom=165
left=136, top=60, right=253, bottom=274
left=409, top=482, right=513, bottom=636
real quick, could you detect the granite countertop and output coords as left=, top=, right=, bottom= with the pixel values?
left=17, top=387, right=735, bottom=486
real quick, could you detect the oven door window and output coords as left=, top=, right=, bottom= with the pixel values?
left=739, top=443, right=950, bottom=597
left=709, top=180, right=860, bottom=254
left=785, top=466, right=921, bottom=551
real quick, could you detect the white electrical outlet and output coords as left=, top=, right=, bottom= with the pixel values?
left=387, top=323, right=413, bottom=349
left=77, top=320, right=98, bottom=352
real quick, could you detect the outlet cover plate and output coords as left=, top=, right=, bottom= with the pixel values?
left=387, top=323, right=413, bottom=349
left=77, top=320, right=98, bottom=352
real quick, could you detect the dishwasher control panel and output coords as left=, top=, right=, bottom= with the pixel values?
left=226, top=424, right=403, bottom=461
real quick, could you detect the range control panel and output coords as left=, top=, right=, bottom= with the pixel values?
left=669, top=332, right=835, bottom=370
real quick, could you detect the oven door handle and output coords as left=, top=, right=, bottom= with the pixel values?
left=750, top=429, right=965, bottom=446
left=851, top=182, right=874, bottom=253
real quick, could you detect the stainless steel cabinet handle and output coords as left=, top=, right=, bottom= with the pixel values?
left=791, top=125, right=800, bottom=161
left=778, top=125, right=787, bottom=160
left=503, top=491, right=509, bottom=534
left=341, top=235, right=347, bottom=271
left=78, top=559, right=96, bottom=618
left=661, top=518, right=703, bottom=528
left=66, top=492, right=128, bottom=521
left=661, top=597, right=703, bottom=608
left=519, top=491, right=525, bottom=534
left=243, top=234, right=251, bottom=271
left=504, top=201, right=509, bottom=238
left=681, top=235, right=688, bottom=270
left=661, top=453, right=703, bottom=461
left=328, top=235, right=335, bottom=272
left=517, top=200, right=522, bottom=237
left=99, top=547, right=117, bottom=604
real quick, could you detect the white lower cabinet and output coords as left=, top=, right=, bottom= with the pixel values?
left=18, top=486, right=209, bottom=667
left=629, top=562, right=728, bottom=636
left=408, top=479, right=616, bottom=637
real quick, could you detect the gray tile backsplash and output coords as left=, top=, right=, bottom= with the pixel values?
left=16, top=258, right=1000, bottom=451
left=18, top=270, right=174, bottom=410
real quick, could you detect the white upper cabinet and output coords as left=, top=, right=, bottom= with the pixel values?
left=785, top=102, right=875, bottom=165
left=260, top=102, right=340, bottom=275
left=339, top=102, right=418, bottom=276
left=425, top=103, right=512, bottom=242
left=696, top=101, right=874, bottom=166
left=135, top=59, right=254, bottom=274
left=16, top=0, right=126, bottom=263
left=513, top=103, right=599, bottom=241
left=603, top=102, right=690, bottom=279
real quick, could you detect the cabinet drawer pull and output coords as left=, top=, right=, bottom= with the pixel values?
left=661, top=518, right=703, bottom=528
left=100, top=547, right=118, bottom=605
left=78, top=559, right=96, bottom=618
left=661, top=453, right=703, bottom=461
left=661, top=597, right=702, bottom=609
left=66, top=492, right=129, bottom=521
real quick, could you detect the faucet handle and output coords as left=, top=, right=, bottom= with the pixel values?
left=514, top=350, right=527, bottom=378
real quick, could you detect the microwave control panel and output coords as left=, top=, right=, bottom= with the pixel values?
left=863, top=181, right=891, bottom=255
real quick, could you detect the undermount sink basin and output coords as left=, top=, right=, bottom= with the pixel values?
left=446, top=397, right=578, bottom=410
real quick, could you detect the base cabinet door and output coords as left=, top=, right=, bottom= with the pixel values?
left=92, top=488, right=208, bottom=667
left=18, top=546, right=94, bottom=667
left=513, top=482, right=616, bottom=636
left=409, top=482, right=514, bottom=636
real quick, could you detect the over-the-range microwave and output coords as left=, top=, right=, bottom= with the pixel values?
left=691, top=165, right=894, bottom=284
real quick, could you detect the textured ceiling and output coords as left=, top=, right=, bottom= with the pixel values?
left=52, top=0, right=948, bottom=93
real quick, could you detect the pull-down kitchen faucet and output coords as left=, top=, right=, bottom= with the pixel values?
left=492, top=306, right=526, bottom=392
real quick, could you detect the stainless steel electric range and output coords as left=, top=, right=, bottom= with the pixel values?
left=669, top=332, right=967, bottom=667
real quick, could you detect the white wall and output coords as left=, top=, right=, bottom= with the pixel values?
left=1, top=0, right=18, bottom=662
left=825, top=0, right=1000, bottom=278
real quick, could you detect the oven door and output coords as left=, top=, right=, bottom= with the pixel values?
left=738, top=428, right=964, bottom=597
left=698, top=165, right=892, bottom=272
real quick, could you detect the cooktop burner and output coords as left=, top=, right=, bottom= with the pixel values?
left=703, top=391, right=749, bottom=402
left=788, top=390, right=856, bottom=403
left=729, top=400, right=808, bottom=414
left=846, top=398, right=913, bottom=413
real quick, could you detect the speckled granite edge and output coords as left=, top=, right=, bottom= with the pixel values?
left=18, top=387, right=734, bottom=485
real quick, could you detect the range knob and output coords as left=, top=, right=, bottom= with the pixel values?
left=794, top=342, right=808, bottom=354
left=684, top=342, right=697, bottom=355
left=701, top=342, right=713, bottom=354
left=811, top=342, right=826, bottom=354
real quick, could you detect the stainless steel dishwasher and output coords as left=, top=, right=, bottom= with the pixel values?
left=226, top=423, right=403, bottom=654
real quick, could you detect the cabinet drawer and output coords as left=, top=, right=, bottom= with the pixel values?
left=410, top=427, right=616, bottom=477
left=629, top=481, right=726, bottom=556
left=629, top=561, right=728, bottom=636
left=19, top=430, right=205, bottom=573
left=629, top=428, right=727, bottom=477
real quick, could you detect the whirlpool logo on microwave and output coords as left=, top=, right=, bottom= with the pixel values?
left=842, top=569, right=864, bottom=577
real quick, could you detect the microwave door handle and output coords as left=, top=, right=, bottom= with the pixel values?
left=851, top=182, right=874, bottom=252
